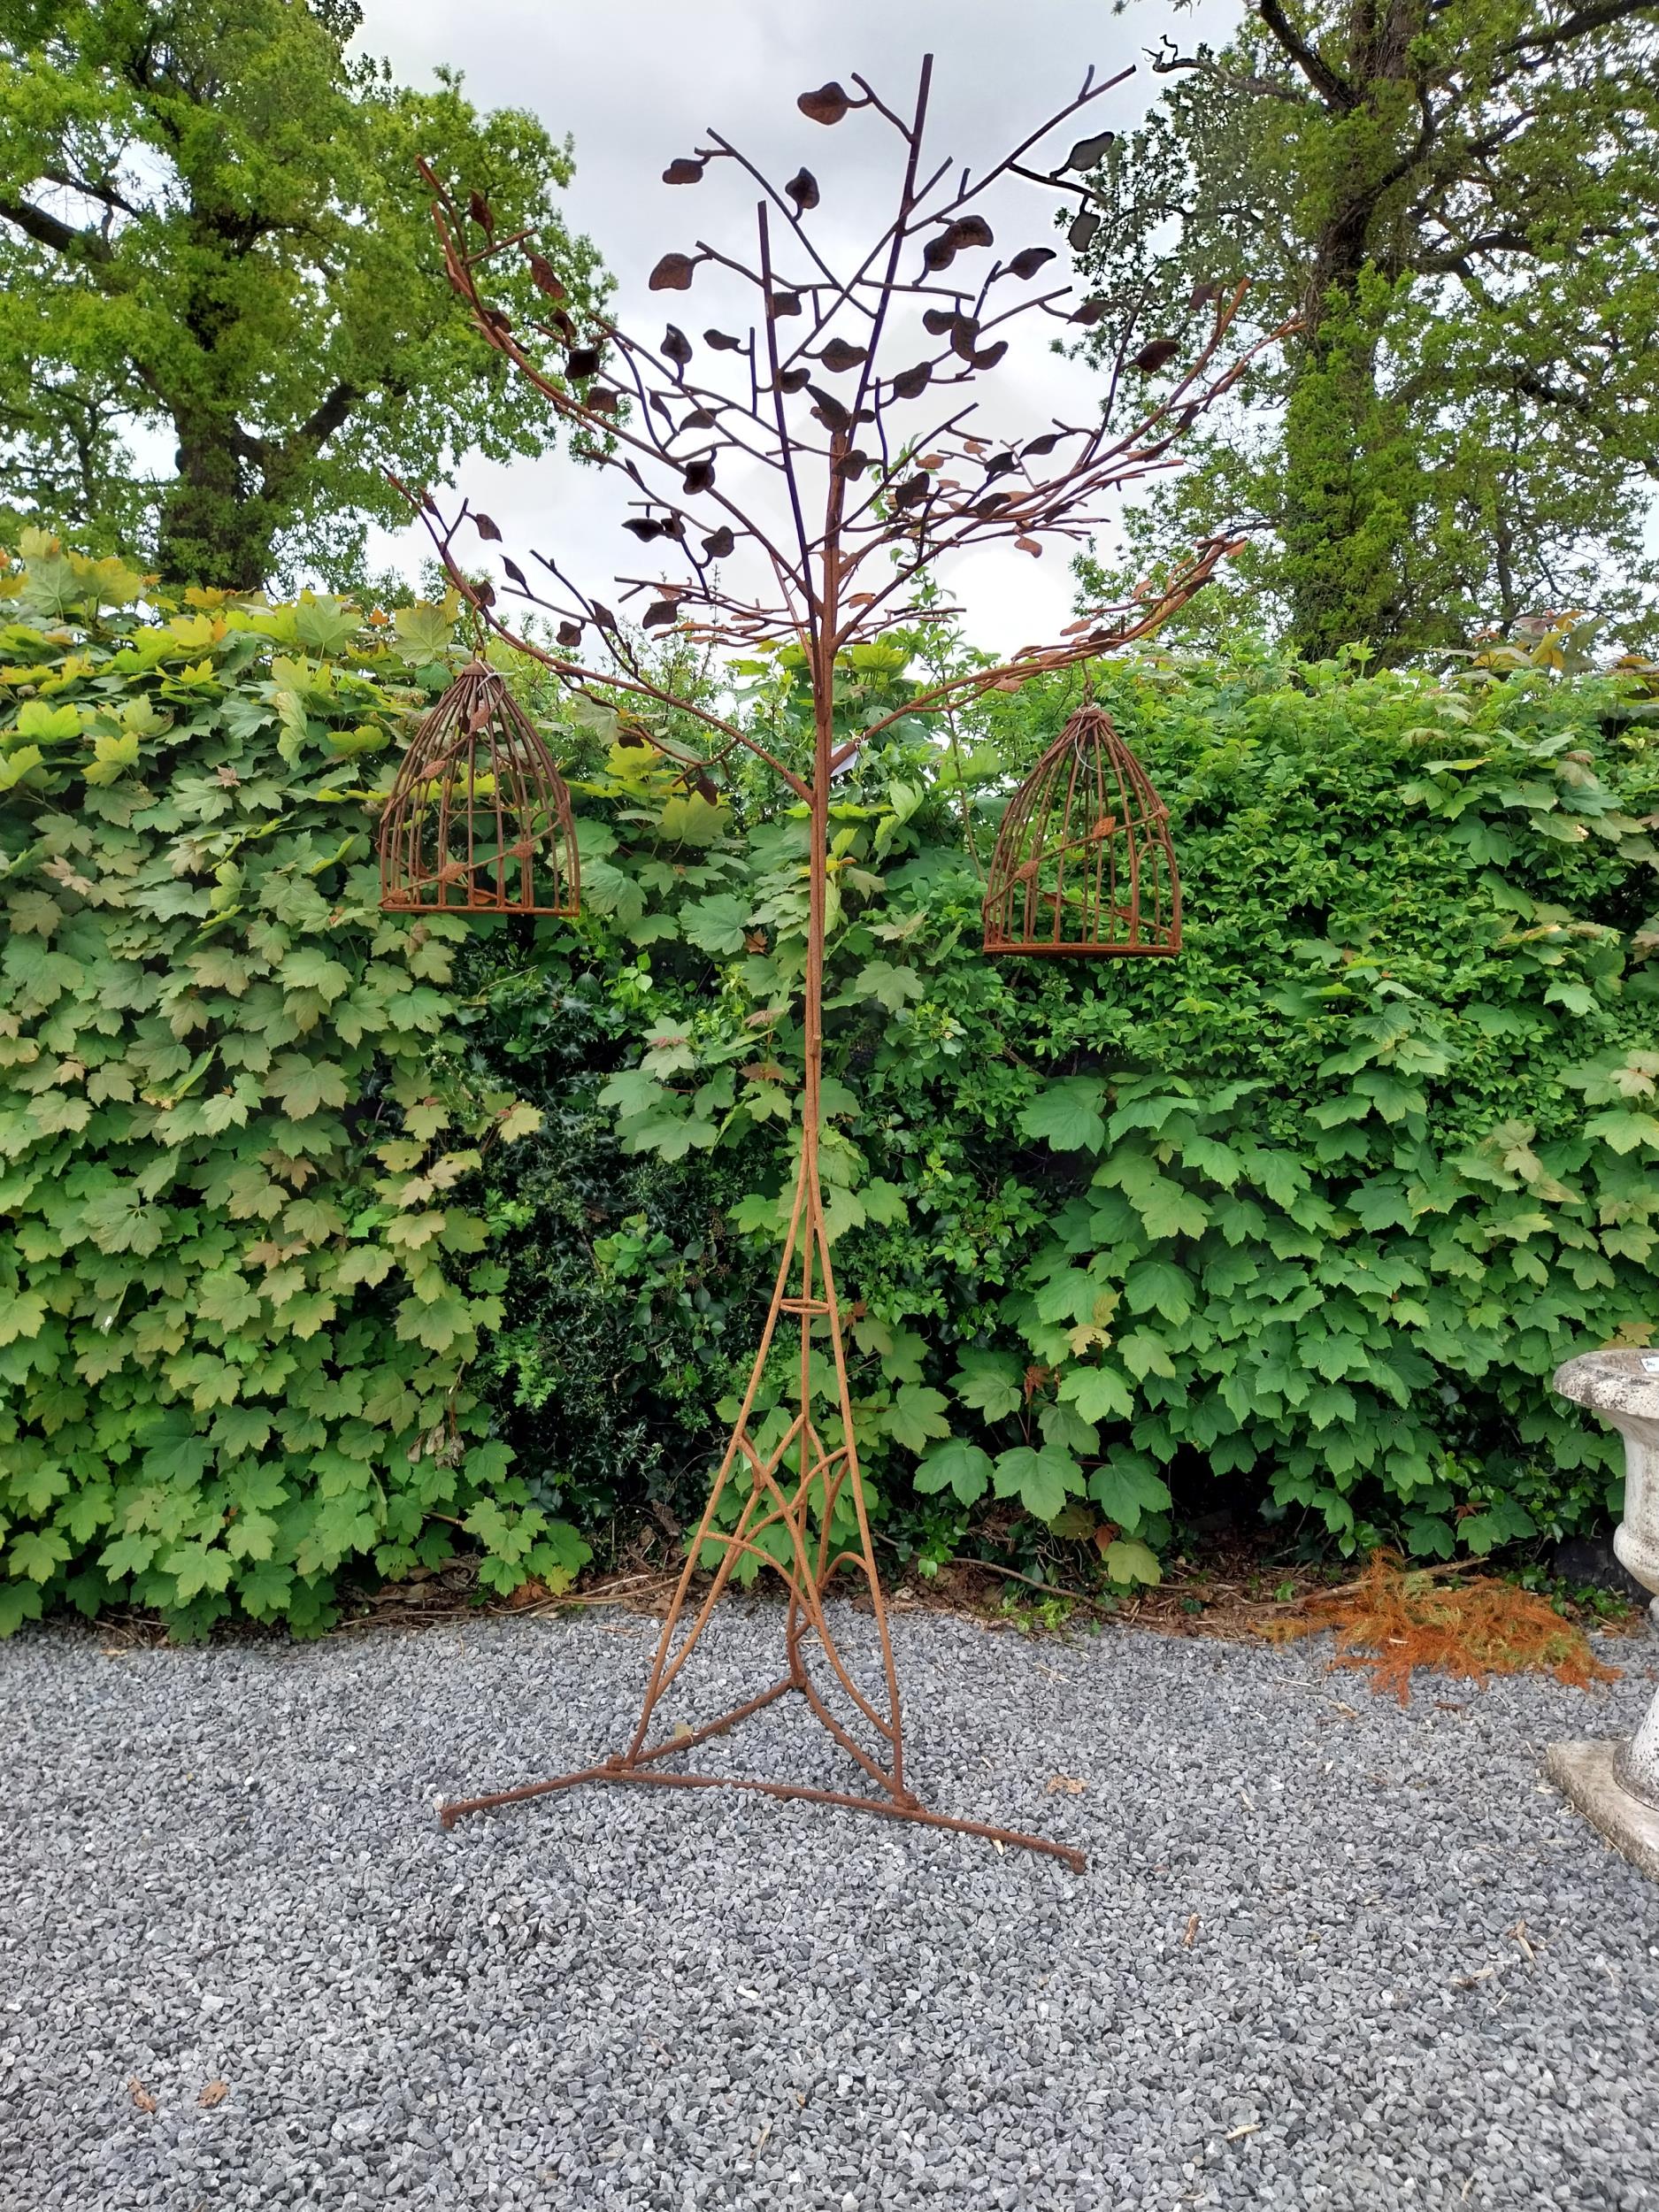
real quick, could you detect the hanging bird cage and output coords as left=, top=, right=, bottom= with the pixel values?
left=378, top=661, right=579, bottom=917
left=981, top=703, right=1179, bottom=958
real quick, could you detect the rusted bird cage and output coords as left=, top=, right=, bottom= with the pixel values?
left=379, top=661, right=579, bottom=916
left=982, top=703, right=1180, bottom=958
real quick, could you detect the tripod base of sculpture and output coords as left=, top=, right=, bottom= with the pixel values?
left=438, top=1150, right=1086, bottom=1874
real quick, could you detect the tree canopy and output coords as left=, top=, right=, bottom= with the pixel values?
left=0, top=0, right=606, bottom=588
left=1074, top=0, right=1659, bottom=660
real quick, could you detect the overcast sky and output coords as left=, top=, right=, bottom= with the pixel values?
left=353, top=0, right=1247, bottom=653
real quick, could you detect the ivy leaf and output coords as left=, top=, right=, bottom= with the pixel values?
left=1124, top=1260, right=1194, bottom=1325
left=0, top=1288, right=47, bottom=1345
left=1088, top=1455, right=1171, bottom=1533
left=1018, top=1077, right=1106, bottom=1152
left=280, top=948, right=352, bottom=1003
left=949, top=1348, right=1025, bottom=1421
left=848, top=959, right=924, bottom=1015
left=1056, top=1364, right=1134, bottom=1422
left=915, top=1437, right=995, bottom=1503
left=882, top=1383, right=951, bottom=1452
left=1585, top=1110, right=1659, bottom=1154
left=992, top=1443, right=1081, bottom=1521
left=265, top=1056, right=349, bottom=1120
left=680, top=894, right=750, bottom=956
left=1101, top=1538, right=1161, bottom=1587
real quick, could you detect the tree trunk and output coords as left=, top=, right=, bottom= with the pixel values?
left=1271, top=0, right=1426, bottom=660
left=155, top=419, right=273, bottom=592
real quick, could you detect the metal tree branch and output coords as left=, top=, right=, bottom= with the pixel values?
left=388, top=50, right=1286, bottom=1873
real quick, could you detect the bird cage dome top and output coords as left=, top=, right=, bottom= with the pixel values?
left=981, top=702, right=1180, bottom=959
left=378, top=660, right=579, bottom=918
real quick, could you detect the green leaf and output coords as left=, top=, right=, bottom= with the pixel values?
left=848, top=959, right=924, bottom=1015
left=992, top=1443, right=1082, bottom=1521
left=882, top=1383, right=951, bottom=1452
left=1101, top=1538, right=1161, bottom=1587
left=1088, top=1455, right=1171, bottom=1533
left=1056, top=1364, right=1134, bottom=1423
left=1585, top=1110, right=1659, bottom=1155
left=916, top=1437, right=995, bottom=1503
left=680, top=893, right=750, bottom=956
left=1018, top=1077, right=1106, bottom=1153
left=1123, top=1260, right=1193, bottom=1325
left=949, top=1348, right=1025, bottom=1421
left=0, top=1288, right=47, bottom=1345
left=265, top=1055, right=349, bottom=1119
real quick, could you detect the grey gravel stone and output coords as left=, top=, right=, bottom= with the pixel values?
left=4, top=1603, right=1658, bottom=2208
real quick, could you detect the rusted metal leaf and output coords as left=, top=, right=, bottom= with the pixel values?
left=921, top=306, right=956, bottom=335
left=774, top=367, right=810, bottom=394
left=472, top=512, right=502, bottom=541
left=1009, top=245, right=1056, bottom=280
left=768, top=290, right=803, bottom=318
left=663, top=324, right=694, bottom=365
left=642, top=601, right=680, bottom=628
left=798, top=81, right=850, bottom=125
left=809, top=386, right=852, bottom=432
left=557, top=619, right=583, bottom=646
left=1068, top=211, right=1100, bottom=251
left=818, top=337, right=867, bottom=373
left=663, top=157, right=705, bottom=185
left=526, top=253, right=566, bottom=300
left=889, top=361, right=932, bottom=399
left=467, top=189, right=494, bottom=233
left=945, top=214, right=994, bottom=251
left=893, top=472, right=930, bottom=507
left=503, top=557, right=528, bottom=589
left=1068, top=298, right=1108, bottom=327
left=649, top=251, right=698, bottom=291
left=702, top=526, right=736, bottom=557
left=786, top=167, right=821, bottom=211
left=1024, top=432, right=1062, bottom=457
left=1065, top=129, right=1116, bottom=170
left=970, top=339, right=1009, bottom=370
left=703, top=328, right=744, bottom=350
left=922, top=235, right=957, bottom=273
left=949, top=314, right=979, bottom=359
left=566, top=345, right=602, bottom=378
left=1133, top=337, right=1180, bottom=373
left=682, top=457, right=717, bottom=494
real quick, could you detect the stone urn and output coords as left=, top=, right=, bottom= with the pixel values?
left=1547, top=1348, right=1659, bottom=1878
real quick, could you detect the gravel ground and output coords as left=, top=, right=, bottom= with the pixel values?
left=4, top=1601, right=1658, bottom=2212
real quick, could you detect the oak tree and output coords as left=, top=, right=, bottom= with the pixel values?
left=0, top=0, right=605, bottom=587
left=1073, top=0, right=1659, bottom=657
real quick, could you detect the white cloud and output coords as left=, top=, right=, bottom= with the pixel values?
left=354, top=0, right=1245, bottom=652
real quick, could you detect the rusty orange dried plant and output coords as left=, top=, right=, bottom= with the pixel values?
left=1257, top=1551, right=1621, bottom=1708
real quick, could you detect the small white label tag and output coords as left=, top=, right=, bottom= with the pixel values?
left=1640, top=1355, right=1659, bottom=1374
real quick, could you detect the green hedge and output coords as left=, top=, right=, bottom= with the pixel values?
left=4, top=535, right=1657, bottom=1639
left=0, top=538, right=588, bottom=1638
left=465, top=634, right=1659, bottom=1579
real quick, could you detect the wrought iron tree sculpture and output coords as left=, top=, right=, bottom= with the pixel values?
left=390, top=54, right=1287, bottom=1870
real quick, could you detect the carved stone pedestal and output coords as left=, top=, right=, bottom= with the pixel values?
left=1546, top=1350, right=1659, bottom=1879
